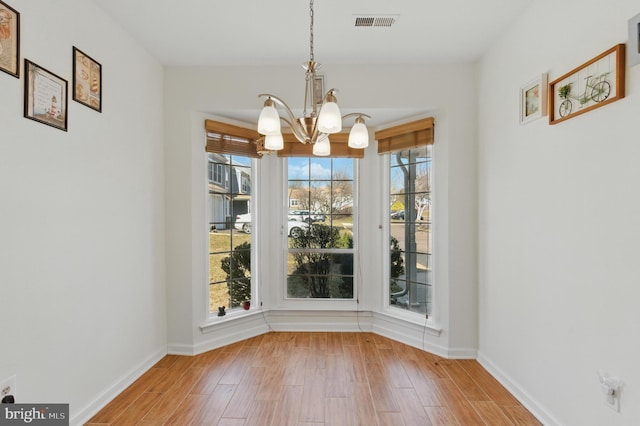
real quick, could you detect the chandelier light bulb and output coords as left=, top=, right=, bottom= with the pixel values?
left=348, top=118, right=369, bottom=148
left=264, top=133, right=284, bottom=150
left=312, top=137, right=331, bottom=156
left=317, top=100, right=342, bottom=134
left=257, top=103, right=281, bottom=136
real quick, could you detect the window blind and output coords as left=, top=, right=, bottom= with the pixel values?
left=204, top=119, right=262, bottom=158
left=376, top=117, right=434, bottom=155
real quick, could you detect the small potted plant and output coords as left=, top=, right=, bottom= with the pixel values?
left=558, top=83, right=572, bottom=99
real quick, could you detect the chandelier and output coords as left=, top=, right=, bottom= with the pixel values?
left=257, top=0, right=370, bottom=156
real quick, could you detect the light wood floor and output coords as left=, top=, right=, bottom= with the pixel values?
left=86, top=332, right=541, bottom=425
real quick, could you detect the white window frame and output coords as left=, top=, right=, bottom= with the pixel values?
left=279, top=157, right=360, bottom=310
left=382, top=147, right=436, bottom=323
left=207, top=155, right=258, bottom=319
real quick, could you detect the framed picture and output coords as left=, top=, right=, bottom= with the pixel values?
left=24, top=59, right=68, bottom=131
left=549, top=44, right=625, bottom=125
left=0, top=0, right=20, bottom=78
left=519, top=74, right=547, bottom=124
left=73, top=47, right=102, bottom=112
left=629, top=12, right=640, bottom=67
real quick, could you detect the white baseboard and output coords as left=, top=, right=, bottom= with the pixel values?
left=476, top=351, right=560, bottom=426
left=70, top=346, right=166, bottom=426
left=192, top=323, right=270, bottom=355
left=265, top=309, right=373, bottom=332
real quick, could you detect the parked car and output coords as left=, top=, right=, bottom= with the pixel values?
left=288, top=210, right=325, bottom=223
left=234, top=213, right=252, bottom=233
left=235, top=213, right=309, bottom=237
left=390, top=210, right=404, bottom=220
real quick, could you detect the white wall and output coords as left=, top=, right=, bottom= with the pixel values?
left=163, top=63, right=479, bottom=357
left=0, top=1, right=166, bottom=423
left=478, top=1, right=640, bottom=424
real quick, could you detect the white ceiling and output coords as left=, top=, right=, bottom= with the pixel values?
left=92, top=0, right=531, bottom=67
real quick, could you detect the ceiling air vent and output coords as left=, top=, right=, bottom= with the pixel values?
left=354, top=15, right=399, bottom=28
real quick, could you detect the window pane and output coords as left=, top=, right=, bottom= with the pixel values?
left=389, top=146, right=432, bottom=315
left=331, top=181, right=353, bottom=215
left=288, top=181, right=310, bottom=211
left=287, top=253, right=354, bottom=299
left=310, top=158, right=332, bottom=179
left=208, top=153, right=253, bottom=313
left=286, top=158, right=355, bottom=299
left=288, top=157, right=310, bottom=180
left=332, top=158, right=354, bottom=180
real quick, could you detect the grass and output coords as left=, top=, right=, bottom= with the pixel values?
left=208, top=230, right=250, bottom=312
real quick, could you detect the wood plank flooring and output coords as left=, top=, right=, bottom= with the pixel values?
left=86, top=332, right=541, bottom=426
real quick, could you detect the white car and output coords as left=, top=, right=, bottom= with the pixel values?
left=287, top=210, right=325, bottom=223
left=234, top=213, right=309, bottom=237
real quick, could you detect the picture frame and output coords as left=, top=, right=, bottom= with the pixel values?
left=73, top=47, right=102, bottom=112
left=629, top=12, right=640, bottom=67
left=0, top=0, right=20, bottom=78
left=519, top=74, right=547, bottom=124
left=24, top=59, right=68, bottom=131
left=549, top=44, right=625, bottom=125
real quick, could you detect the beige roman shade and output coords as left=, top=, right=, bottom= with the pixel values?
left=375, top=117, right=434, bottom=155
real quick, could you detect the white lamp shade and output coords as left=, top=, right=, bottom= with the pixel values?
left=264, top=133, right=284, bottom=150
left=348, top=121, right=369, bottom=148
left=317, top=102, right=342, bottom=134
left=257, top=105, right=281, bottom=135
left=312, top=137, right=331, bottom=156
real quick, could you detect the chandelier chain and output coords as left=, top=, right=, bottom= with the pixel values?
left=309, top=0, right=314, bottom=62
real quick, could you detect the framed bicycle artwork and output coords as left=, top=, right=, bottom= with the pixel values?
left=549, top=44, right=625, bottom=125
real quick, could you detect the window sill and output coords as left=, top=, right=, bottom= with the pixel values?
left=377, top=309, right=442, bottom=337
left=199, top=308, right=265, bottom=334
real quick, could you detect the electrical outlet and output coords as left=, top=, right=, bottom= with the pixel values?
left=0, top=375, right=16, bottom=402
left=598, top=371, right=621, bottom=412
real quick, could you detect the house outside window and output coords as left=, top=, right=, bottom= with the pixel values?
left=208, top=162, right=225, bottom=186
left=389, top=145, right=432, bottom=315
left=286, top=157, right=356, bottom=299
left=208, top=154, right=253, bottom=312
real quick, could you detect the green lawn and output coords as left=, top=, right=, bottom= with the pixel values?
left=209, top=230, right=250, bottom=311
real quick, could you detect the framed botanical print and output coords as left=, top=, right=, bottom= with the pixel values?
left=0, top=0, right=20, bottom=78
left=73, top=47, right=102, bottom=112
left=520, top=74, right=548, bottom=124
left=24, top=59, right=68, bottom=131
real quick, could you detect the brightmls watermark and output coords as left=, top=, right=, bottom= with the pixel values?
left=0, top=404, right=68, bottom=425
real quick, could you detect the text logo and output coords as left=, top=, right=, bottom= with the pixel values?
left=1, top=404, right=68, bottom=425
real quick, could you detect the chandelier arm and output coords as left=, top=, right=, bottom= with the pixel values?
left=258, top=94, right=309, bottom=143
left=341, top=113, right=371, bottom=120
left=258, top=94, right=300, bottom=125
left=322, top=88, right=338, bottom=102
left=280, top=116, right=314, bottom=143
left=258, top=93, right=309, bottom=143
